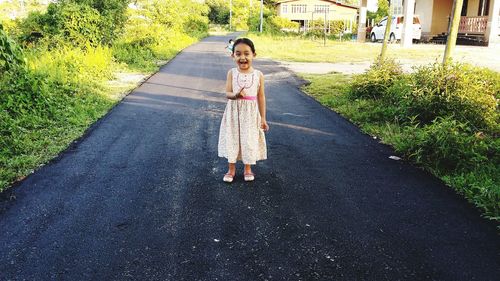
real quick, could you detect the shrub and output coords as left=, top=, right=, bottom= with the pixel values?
left=15, top=0, right=130, bottom=47
left=445, top=168, right=500, bottom=220
left=306, top=20, right=357, bottom=37
left=398, top=63, right=499, bottom=133
left=303, top=70, right=500, bottom=221
left=0, top=24, right=25, bottom=72
left=207, top=0, right=229, bottom=25
left=350, top=59, right=403, bottom=99
left=16, top=2, right=103, bottom=47
left=68, top=0, right=130, bottom=44
left=113, top=41, right=156, bottom=70
left=30, top=44, right=114, bottom=87
left=394, top=117, right=493, bottom=172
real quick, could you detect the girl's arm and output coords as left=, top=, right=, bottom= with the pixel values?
left=257, top=72, right=269, bottom=131
left=225, top=70, right=242, bottom=100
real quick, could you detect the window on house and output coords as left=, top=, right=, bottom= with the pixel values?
left=461, top=0, right=468, bottom=16
left=314, top=5, right=329, bottom=13
left=282, top=4, right=288, bottom=14
left=291, top=4, right=307, bottom=13
left=478, top=0, right=490, bottom=16
left=392, top=0, right=403, bottom=14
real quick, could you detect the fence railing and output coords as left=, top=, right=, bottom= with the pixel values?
left=458, top=16, right=488, bottom=34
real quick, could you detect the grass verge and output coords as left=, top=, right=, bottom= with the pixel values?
left=0, top=43, right=197, bottom=192
left=300, top=72, right=500, bottom=223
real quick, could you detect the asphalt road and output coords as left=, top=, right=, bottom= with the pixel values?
left=0, top=35, right=499, bottom=281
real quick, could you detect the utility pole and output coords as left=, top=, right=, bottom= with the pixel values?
left=443, top=0, right=464, bottom=64
left=324, top=10, right=327, bottom=46
left=20, top=0, right=26, bottom=16
left=229, top=0, right=232, bottom=31
left=259, top=0, right=263, bottom=32
left=250, top=0, right=253, bottom=20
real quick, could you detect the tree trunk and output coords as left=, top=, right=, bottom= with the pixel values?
left=379, top=2, right=393, bottom=63
left=443, top=0, right=464, bottom=64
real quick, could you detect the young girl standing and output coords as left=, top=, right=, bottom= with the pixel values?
left=218, top=38, right=269, bottom=183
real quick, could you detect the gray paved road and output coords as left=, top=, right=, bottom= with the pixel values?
left=0, top=35, right=499, bottom=280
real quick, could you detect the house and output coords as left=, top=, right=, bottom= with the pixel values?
left=358, top=0, right=500, bottom=47
left=275, top=0, right=359, bottom=32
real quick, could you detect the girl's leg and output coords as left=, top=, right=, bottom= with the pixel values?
left=223, top=162, right=237, bottom=183
left=243, top=164, right=255, bottom=181
left=227, top=162, right=236, bottom=175
left=244, top=164, right=252, bottom=174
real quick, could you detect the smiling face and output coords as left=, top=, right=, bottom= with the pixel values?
left=232, top=43, right=255, bottom=72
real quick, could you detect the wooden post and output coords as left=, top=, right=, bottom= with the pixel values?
left=379, top=2, right=393, bottom=63
left=443, top=0, right=464, bottom=64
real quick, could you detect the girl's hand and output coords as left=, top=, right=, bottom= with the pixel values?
left=261, top=120, right=269, bottom=132
left=236, top=88, right=246, bottom=99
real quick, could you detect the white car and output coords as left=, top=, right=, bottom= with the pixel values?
left=370, top=15, right=422, bottom=42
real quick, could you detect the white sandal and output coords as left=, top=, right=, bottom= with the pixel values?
left=223, top=173, right=235, bottom=183
left=244, top=172, right=255, bottom=182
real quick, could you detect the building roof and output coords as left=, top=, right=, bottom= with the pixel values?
left=275, top=0, right=359, bottom=9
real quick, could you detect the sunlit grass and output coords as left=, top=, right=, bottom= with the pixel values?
left=247, top=33, right=444, bottom=63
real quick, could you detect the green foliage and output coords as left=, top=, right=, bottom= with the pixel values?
left=1, top=0, right=208, bottom=191
left=268, top=16, right=300, bottom=32
left=219, top=0, right=261, bottom=30
left=302, top=65, right=500, bottom=221
left=14, top=0, right=129, bottom=47
left=0, top=24, right=25, bottom=72
left=249, top=14, right=299, bottom=34
left=393, top=117, right=492, bottom=171
left=247, top=4, right=299, bottom=34
left=31, top=44, right=114, bottom=87
left=47, top=2, right=102, bottom=46
left=368, top=0, right=389, bottom=23
left=393, top=63, right=499, bottom=133
left=141, top=0, right=208, bottom=35
left=391, top=117, right=500, bottom=218
left=112, top=0, right=206, bottom=70
left=303, top=20, right=358, bottom=40
left=67, top=0, right=130, bottom=43
left=444, top=168, right=500, bottom=220
left=207, top=0, right=230, bottom=25
left=350, top=58, right=403, bottom=99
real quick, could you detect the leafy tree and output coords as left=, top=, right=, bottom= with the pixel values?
left=138, top=0, right=208, bottom=34
left=16, top=2, right=104, bottom=47
left=207, top=0, right=230, bottom=25
left=0, top=24, right=25, bottom=73
left=367, top=0, right=389, bottom=24
left=63, top=0, right=130, bottom=44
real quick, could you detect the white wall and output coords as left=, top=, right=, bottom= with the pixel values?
left=416, top=0, right=434, bottom=33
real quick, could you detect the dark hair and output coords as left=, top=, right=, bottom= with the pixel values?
left=229, top=39, right=234, bottom=43
left=232, top=38, right=255, bottom=54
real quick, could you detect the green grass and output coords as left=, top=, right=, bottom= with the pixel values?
left=301, top=72, right=500, bottom=223
left=0, top=43, right=196, bottom=192
left=246, top=33, right=445, bottom=63
left=0, top=66, right=146, bottom=191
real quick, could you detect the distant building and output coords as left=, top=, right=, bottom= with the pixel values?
left=275, top=0, right=359, bottom=32
left=394, top=0, right=499, bottom=45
